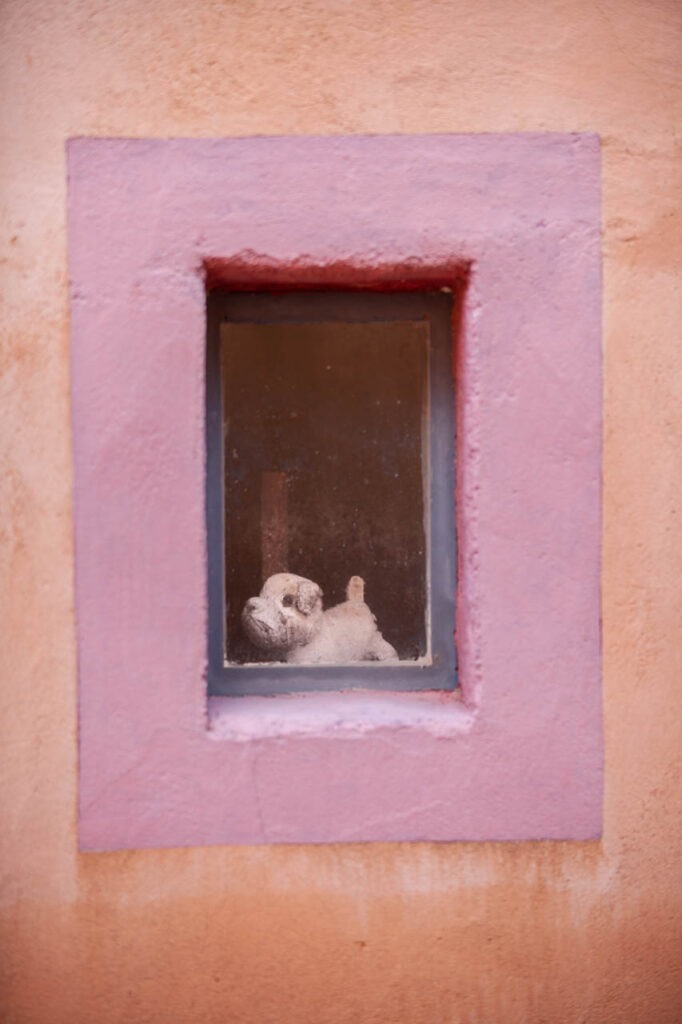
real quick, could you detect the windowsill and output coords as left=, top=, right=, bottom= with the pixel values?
left=207, top=689, right=474, bottom=742
left=224, top=658, right=434, bottom=669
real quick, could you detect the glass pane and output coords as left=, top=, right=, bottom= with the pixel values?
left=222, top=320, right=430, bottom=666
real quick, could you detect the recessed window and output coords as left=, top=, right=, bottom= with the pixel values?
left=72, top=134, right=603, bottom=850
left=206, top=291, right=456, bottom=695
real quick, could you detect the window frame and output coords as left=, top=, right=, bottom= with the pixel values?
left=206, top=289, right=458, bottom=696
left=68, top=133, right=603, bottom=851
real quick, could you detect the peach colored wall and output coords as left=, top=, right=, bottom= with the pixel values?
left=0, top=1, right=680, bottom=1021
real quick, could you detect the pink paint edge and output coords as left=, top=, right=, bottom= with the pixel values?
left=68, top=133, right=602, bottom=849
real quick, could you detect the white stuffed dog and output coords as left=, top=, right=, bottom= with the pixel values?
left=241, top=572, right=397, bottom=664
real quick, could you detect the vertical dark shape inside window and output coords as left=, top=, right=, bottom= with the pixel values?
left=206, top=291, right=457, bottom=695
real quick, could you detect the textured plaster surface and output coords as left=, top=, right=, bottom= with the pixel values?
left=1, top=1, right=681, bottom=1022
left=68, top=132, right=601, bottom=849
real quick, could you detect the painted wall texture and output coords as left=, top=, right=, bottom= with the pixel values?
left=0, top=1, right=680, bottom=1021
left=69, top=133, right=603, bottom=850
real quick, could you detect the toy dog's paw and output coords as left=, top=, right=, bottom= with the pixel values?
left=367, top=636, right=398, bottom=661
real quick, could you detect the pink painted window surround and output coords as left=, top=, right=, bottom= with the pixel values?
left=68, top=134, right=602, bottom=851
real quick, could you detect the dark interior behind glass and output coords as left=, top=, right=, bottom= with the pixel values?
left=222, top=321, right=429, bottom=664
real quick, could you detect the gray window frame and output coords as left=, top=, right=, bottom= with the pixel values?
left=206, top=290, right=457, bottom=696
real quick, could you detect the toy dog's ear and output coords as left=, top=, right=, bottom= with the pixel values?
left=296, top=580, right=322, bottom=615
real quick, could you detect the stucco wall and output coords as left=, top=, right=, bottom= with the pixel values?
left=1, top=1, right=680, bottom=1021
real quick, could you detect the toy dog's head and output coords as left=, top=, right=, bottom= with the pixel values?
left=241, top=573, right=323, bottom=655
